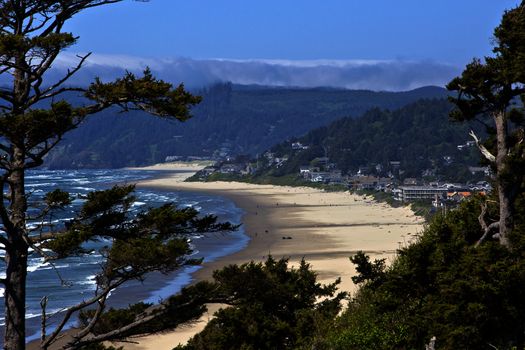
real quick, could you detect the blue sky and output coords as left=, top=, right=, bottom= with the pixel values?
left=67, top=0, right=519, bottom=63
left=59, top=0, right=521, bottom=90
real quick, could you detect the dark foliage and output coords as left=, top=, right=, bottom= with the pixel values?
left=349, top=251, right=386, bottom=286
left=328, top=193, right=525, bottom=350
left=176, top=257, right=346, bottom=350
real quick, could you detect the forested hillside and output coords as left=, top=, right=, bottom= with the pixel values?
left=261, top=98, right=483, bottom=181
left=44, top=84, right=447, bottom=168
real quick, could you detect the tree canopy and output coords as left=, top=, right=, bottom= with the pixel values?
left=177, top=257, right=346, bottom=350
left=0, top=2, right=208, bottom=350
left=447, top=1, right=525, bottom=247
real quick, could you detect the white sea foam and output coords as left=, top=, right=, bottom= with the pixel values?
left=26, top=174, right=55, bottom=179
left=76, top=275, right=97, bottom=286
left=76, top=260, right=102, bottom=266
left=0, top=311, right=57, bottom=326
left=71, top=178, right=90, bottom=184
left=27, top=259, right=48, bottom=273
left=72, top=186, right=95, bottom=191
left=72, top=198, right=87, bottom=204
left=25, top=182, right=57, bottom=187
left=132, top=201, right=146, bottom=207
left=53, top=264, right=70, bottom=269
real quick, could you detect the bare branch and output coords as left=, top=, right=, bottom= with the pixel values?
left=36, top=86, right=86, bottom=101
left=42, top=278, right=126, bottom=349
left=62, top=296, right=204, bottom=350
left=469, top=130, right=496, bottom=163
left=70, top=295, right=108, bottom=343
left=25, top=137, right=63, bottom=169
left=476, top=202, right=500, bottom=247
left=28, top=53, right=91, bottom=107
left=41, top=296, right=48, bottom=346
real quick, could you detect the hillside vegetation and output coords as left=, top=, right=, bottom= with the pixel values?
left=44, top=84, right=447, bottom=168
left=259, top=98, right=483, bottom=182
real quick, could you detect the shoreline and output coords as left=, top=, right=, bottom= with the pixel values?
left=116, top=165, right=424, bottom=349
left=25, top=163, right=423, bottom=349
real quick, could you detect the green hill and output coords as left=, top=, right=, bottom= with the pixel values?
left=43, top=84, right=448, bottom=168
left=257, top=98, right=484, bottom=182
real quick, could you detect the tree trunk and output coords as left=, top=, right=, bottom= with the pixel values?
left=4, top=147, right=28, bottom=350
left=494, top=110, right=513, bottom=247
left=4, top=238, right=28, bottom=350
left=498, top=182, right=514, bottom=247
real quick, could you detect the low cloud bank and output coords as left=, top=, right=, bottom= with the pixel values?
left=50, top=54, right=460, bottom=91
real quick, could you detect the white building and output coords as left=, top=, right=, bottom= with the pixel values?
left=399, top=186, right=448, bottom=202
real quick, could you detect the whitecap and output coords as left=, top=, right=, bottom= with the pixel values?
left=72, top=187, right=95, bottom=191
left=76, top=275, right=97, bottom=286
left=25, top=182, right=57, bottom=187
left=27, top=259, right=48, bottom=273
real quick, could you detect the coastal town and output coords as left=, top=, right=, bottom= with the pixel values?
left=181, top=138, right=492, bottom=208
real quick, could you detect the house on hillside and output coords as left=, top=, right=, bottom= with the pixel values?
left=389, top=161, right=401, bottom=169
left=468, top=166, right=491, bottom=176
left=292, top=142, right=309, bottom=150
left=310, top=172, right=331, bottom=183
left=357, top=166, right=370, bottom=176
left=299, top=166, right=311, bottom=174
left=274, top=156, right=288, bottom=168
left=219, top=164, right=243, bottom=174
left=328, top=170, right=343, bottom=184
left=403, top=178, right=418, bottom=186
left=447, top=191, right=473, bottom=202
left=348, top=176, right=391, bottom=191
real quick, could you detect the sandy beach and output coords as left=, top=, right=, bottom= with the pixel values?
left=111, top=163, right=424, bottom=349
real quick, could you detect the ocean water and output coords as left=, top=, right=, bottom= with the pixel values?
left=0, top=169, right=248, bottom=342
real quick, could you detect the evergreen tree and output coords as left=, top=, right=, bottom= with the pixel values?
left=177, top=257, right=346, bottom=350
left=0, top=2, right=219, bottom=350
left=447, top=1, right=525, bottom=247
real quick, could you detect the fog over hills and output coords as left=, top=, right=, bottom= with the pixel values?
left=0, top=53, right=457, bottom=168
left=44, top=53, right=460, bottom=91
